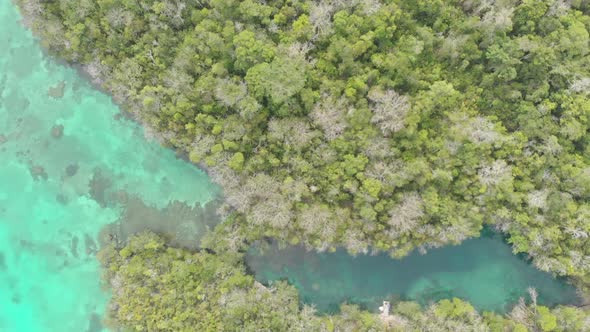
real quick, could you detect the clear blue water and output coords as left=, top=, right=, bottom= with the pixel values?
left=0, top=2, right=218, bottom=331
left=246, top=230, right=581, bottom=314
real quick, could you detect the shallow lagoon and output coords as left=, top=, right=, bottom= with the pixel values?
left=247, top=229, right=581, bottom=314
left=0, top=2, right=218, bottom=331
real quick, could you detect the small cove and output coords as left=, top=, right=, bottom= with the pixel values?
left=246, top=229, right=581, bottom=314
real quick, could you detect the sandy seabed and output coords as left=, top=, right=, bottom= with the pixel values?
left=0, top=1, right=219, bottom=330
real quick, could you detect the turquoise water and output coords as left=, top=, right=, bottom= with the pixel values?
left=0, top=2, right=218, bottom=331
left=246, top=230, right=581, bottom=314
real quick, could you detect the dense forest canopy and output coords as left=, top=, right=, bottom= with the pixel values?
left=16, top=0, right=590, bottom=330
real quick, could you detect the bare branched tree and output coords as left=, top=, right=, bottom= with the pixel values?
left=478, top=159, right=511, bottom=186
left=164, top=67, right=194, bottom=94
left=570, top=77, right=590, bottom=94
left=106, top=7, right=133, bottom=29
left=527, top=287, right=538, bottom=308
left=368, top=89, right=411, bottom=136
left=299, top=204, right=337, bottom=250
left=527, top=189, right=549, bottom=210
left=189, top=133, right=215, bottom=158
left=310, top=94, right=350, bottom=140
left=387, top=192, right=424, bottom=236
left=215, top=78, right=247, bottom=107
left=457, top=116, right=502, bottom=144
left=509, top=297, right=534, bottom=329
left=268, top=118, right=318, bottom=150
left=547, top=0, right=571, bottom=17
left=342, top=228, right=369, bottom=255
left=248, top=195, right=293, bottom=229
left=19, top=0, right=42, bottom=28
left=309, top=1, right=336, bottom=38
left=82, top=57, right=108, bottom=86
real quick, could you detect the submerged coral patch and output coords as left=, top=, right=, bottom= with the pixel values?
left=101, top=194, right=222, bottom=250
left=0, top=2, right=219, bottom=331
left=47, top=80, right=66, bottom=99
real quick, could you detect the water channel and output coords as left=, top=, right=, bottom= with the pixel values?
left=246, top=229, right=580, bottom=314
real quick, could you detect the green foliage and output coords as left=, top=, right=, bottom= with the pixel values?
left=245, top=55, right=306, bottom=105
left=228, top=152, right=244, bottom=171
left=434, top=298, right=476, bottom=320
left=98, top=233, right=311, bottom=331
left=99, top=233, right=590, bottom=331
left=19, top=0, right=590, bottom=328
left=536, top=306, right=558, bottom=331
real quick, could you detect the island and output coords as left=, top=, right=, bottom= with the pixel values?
left=5, top=0, right=590, bottom=330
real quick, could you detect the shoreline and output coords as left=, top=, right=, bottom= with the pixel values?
left=15, top=4, right=590, bottom=303
left=9, top=2, right=590, bottom=329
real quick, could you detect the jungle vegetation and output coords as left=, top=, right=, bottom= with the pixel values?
left=16, top=0, right=590, bottom=330
left=98, top=232, right=590, bottom=331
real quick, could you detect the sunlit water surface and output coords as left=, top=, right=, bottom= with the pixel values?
left=0, top=2, right=219, bottom=331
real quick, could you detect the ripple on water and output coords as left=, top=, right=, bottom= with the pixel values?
left=0, top=2, right=219, bottom=331
left=246, top=233, right=581, bottom=314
